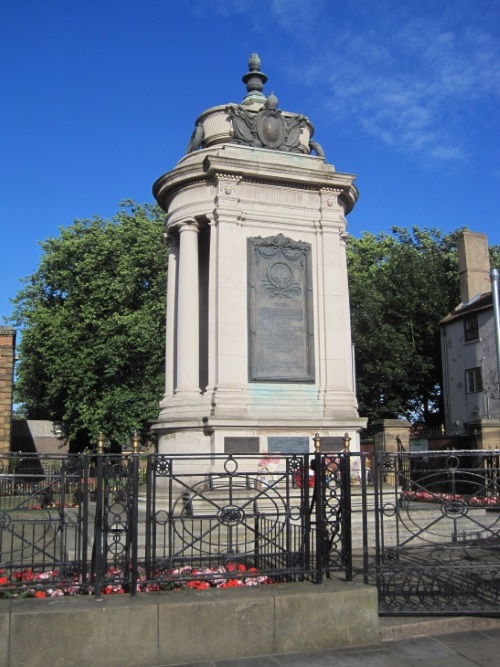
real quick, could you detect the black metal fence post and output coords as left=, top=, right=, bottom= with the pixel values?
left=129, top=433, right=140, bottom=598
left=93, top=432, right=105, bottom=600
left=342, top=434, right=353, bottom=582
left=359, top=454, right=370, bottom=584
left=313, top=433, right=324, bottom=583
left=81, top=453, right=90, bottom=583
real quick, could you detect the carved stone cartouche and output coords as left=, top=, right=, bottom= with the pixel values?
left=226, top=98, right=307, bottom=153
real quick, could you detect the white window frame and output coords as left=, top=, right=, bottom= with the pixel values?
left=465, top=367, right=482, bottom=393
left=464, top=315, right=479, bottom=342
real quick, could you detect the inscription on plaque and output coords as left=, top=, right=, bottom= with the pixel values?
left=268, top=436, right=310, bottom=454
left=320, top=437, right=345, bottom=452
left=224, top=437, right=260, bottom=454
left=248, top=233, right=314, bottom=382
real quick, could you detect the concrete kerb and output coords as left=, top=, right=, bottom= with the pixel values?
left=0, top=579, right=378, bottom=667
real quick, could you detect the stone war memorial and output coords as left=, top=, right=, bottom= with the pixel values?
left=153, top=54, right=366, bottom=459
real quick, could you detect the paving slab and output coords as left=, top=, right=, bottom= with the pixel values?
left=167, top=619, right=500, bottom=667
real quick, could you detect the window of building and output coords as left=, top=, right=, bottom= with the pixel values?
left=464, top=315, right=479, bottom=341
left=466, top=367, right=482, bottom=393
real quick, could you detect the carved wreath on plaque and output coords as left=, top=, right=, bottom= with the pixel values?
left=254, top=234, right=308, bottom=298
left=262, top=262, right=301, bottom=298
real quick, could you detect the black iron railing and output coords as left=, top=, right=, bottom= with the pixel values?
left=3, top=448, right=500, bottom=614
left=372, top=449, right=500, bottom=615
left=0, top=451, right=348, bottom=599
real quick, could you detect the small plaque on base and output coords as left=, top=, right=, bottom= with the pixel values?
left=268, top=436, right=309, bottom=454
left=224, top=437, right=260, bottom=454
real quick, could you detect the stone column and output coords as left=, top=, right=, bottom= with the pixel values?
left=175, top=221, right=201, bottom=396
left=0, top=327, right=16, bottom=454
left=161, top=236, right=178, bottom=404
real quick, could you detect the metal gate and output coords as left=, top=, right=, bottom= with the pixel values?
left=371, top=450, right=500, bottom=615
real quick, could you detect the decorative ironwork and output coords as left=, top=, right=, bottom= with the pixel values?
left=3, top=448, right=500, bottom=615
left=374, top=450, right=500, bottom=615
left=154, top=455, right=170, bottom=476
left=1, top=451, right=338, bottom=597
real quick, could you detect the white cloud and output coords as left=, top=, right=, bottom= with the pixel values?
left=266, top=1, right=500, bottom=165
left=186, top=0, right=499, bottom=165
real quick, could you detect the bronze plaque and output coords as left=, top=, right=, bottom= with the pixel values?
left=320, top=437, right=344, bottom=452
left=268, top=436, right=310, bottom=454
left=248, top=233, right=314, bottom=382
left=224, top=437, right=260, bottom=454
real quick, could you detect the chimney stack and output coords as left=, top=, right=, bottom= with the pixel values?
left=456, top=231, right=491, bottom=304
left=0, top=326, right=16, bottom=453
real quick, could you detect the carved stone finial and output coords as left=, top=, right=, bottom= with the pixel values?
left=265, top=92, right=278, bottom=110
left=248, top=52, right=261, bottom=71
left=242, top=52, right=268, bottom=105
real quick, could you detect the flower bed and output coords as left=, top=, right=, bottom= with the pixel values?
left=403, top=490, right=500, bottom=506
left=0, top=563, right=274, bottom=599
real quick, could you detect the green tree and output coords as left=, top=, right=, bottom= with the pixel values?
left=490, top=245, right=500, bottom=271
left=10, top=201, right=167, bottom=450
left=347, top=227, right=464, bottom=426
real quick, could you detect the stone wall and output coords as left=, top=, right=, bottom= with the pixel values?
left=0, top=326, right=16, bottom=454
left=0, top=580, right=378, bottom=667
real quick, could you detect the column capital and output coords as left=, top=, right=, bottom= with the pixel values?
left=178, top=219, right=199, bottom=233
left=163, top=232, right=179, bottom=249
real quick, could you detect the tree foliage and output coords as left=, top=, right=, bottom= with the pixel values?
left=347, top=227, right=464, bottom=425
left=10, top=201, right=167, bottom=450
left=490, top=245, right=500, bottom=271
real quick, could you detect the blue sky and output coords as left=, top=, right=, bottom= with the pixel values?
left=1, top=0, right=499, bottom=322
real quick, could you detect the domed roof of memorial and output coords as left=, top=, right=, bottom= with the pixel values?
left=185, top=53, right=325, bottom=159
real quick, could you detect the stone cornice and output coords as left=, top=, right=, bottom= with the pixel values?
left=153, top=145, right=358, bottom=214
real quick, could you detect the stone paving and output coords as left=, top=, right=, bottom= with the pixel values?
left=168, top=626, right=500, bottom=666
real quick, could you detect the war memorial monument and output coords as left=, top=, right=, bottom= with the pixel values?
left=153, top=54, right=366, bottom=457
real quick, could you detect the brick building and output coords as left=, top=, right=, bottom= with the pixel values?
left=0, top=326, right=16, bottom=453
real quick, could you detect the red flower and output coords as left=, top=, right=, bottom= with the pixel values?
left=186, top=580, right=209, bottom=589
left=0, top=576, right=8, bottom=585
left=34, top=590, right=46, bottom=598
left=219, top=579, right=241, bottom=588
